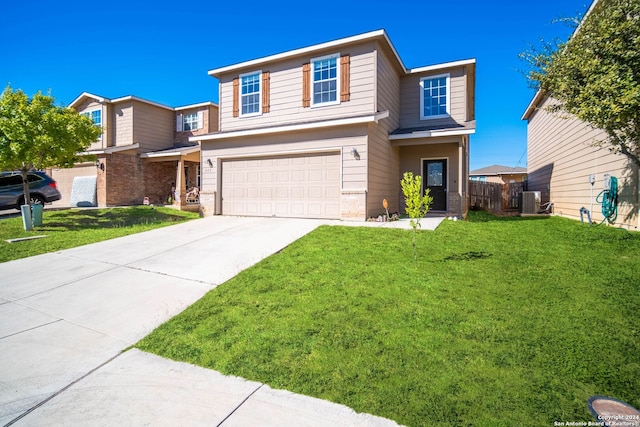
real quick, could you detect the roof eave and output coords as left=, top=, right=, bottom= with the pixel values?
left=208, top=30, right=408, bottom=76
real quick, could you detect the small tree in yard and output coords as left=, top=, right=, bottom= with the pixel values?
left=0, top=85, right=101, bottom=226
left=401, top=172, right=433, bottom=262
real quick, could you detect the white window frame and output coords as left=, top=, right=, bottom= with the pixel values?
left=183, top=112, right=199, bottom=131
left=310, top=53, right=340, bottom=108
left=420, top=73, right=450, bottom=120
left=82, top=109, right=102, bottom=139
left=239, top=70, right=262, bottom=117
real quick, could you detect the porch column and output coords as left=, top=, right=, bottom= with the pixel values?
left=175, top=158, right=186, bottom=207
left=458, top=141, right=463, bottom=195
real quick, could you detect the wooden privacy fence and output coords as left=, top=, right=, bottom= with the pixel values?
left=469, top=181, right=525, bottom=212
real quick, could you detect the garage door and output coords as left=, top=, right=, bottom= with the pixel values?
left=221, top=152, right=341, bottom=219
left=50, top=165, right=97, bottom=207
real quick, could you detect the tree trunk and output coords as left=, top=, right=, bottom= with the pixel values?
left=20, top=166, right=32, bottom=209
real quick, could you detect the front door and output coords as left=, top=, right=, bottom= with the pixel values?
left=423, top=159, right=447, bottom=211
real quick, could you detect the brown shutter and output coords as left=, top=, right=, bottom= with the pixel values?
left=262, top=71, right=270, bottom=113
left=302, top=63, right=310, bottom=107
left=340, top=54, right=350, bottom=102
left=232, top=77, right=239, bottom=118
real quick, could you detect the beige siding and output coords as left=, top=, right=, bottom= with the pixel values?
left=366, top=47, right=401, bottom=217
left=218, top=42, right=378, bottom=132
left=113, top=102, right=134, bottom=147
left=132, top=101, right=174, bottom=152
left=527, top=96, right=638, bottom=229
left=399, top=66, right=468, bottom=129
left=201, top=125, right=368, bottom=215
left=398, top=140, right=464, bottom=215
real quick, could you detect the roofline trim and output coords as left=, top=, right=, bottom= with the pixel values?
left=388, top=128, right=475, bottom=141
left=208, top=30, right=402, bottom=76
left=191, top=111, right=389, bottom=142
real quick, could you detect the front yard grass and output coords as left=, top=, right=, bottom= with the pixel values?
left=136, top=212, right=640, bottom=426
left=0, top=206, right=199, bottom=262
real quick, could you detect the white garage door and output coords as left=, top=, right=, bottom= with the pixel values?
left=221, top=152, right=341, bottom=219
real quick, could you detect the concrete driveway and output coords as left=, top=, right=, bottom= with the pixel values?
left=0, top=216, right=402, bottom=426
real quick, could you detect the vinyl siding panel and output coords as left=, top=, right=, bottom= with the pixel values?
left=367, top=47, right=401, bottom=216
left=218, top=42, right=377, bottom=132
left=399, top=67, right=468, bottom=129
left=132, top=101, right=174, bottom=152
left=527, top=96, right=638, bottom=229
left=113, top=102, right=134, bottom=147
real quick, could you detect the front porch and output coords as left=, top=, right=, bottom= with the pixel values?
left=140, top=144, right=201, bottom=212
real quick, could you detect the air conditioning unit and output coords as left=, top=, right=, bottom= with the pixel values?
left=520, top=191, right=541, bottom=214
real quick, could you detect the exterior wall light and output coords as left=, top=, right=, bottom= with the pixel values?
left=95, top=160, right=104, bottom=171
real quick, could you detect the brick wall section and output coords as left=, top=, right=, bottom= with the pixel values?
left=104, top=153, right=143, bottom=206
left=143, top=162, right=176, bottom=205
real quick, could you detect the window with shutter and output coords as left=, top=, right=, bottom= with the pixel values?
left=176, top=113, right=183, bottom=132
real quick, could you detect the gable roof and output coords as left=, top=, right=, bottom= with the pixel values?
left=69, top=92, right=174, bottom=111
left=470, top=165, right=527, bottom=176
left=208, top=29, right=475, bottom=78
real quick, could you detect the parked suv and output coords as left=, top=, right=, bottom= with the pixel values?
left=0, top=171, right=62, bottom=210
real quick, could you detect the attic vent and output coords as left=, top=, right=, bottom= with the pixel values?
left=520, top=191, right=540, bottom=214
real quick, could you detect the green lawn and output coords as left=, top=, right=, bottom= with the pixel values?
left=136, top=212, right=640, bottom=426
left=0, top=206, right=199, bottom=262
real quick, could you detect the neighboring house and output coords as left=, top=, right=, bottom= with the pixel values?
left=522, top=0, right=638, bottom=230
left=193, top=30, right=476, bottom=220
left=469, top=165, right=527, bottom=184
left=49, top=93, right=218, bottom=210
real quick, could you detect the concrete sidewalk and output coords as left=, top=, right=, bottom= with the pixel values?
left=0, top=216, right=406, bottom=426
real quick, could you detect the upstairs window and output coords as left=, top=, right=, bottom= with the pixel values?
left=176, top=111, right=204, bottom=132
left=82, top=109, right=102, bottom=126
left=420, top=74, right=450, bottom=119
left=240, top=71, right=261, bottom=116
left=183, top=112, right=199, bottom=131
left=82, top=109, right=102, bottom=139
left=311, top=54, right=339, bottom=106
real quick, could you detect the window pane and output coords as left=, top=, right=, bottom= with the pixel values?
left=422, top=76, right=447, bottom=117
left=312, top=56, right=338, bottom=105
left=240, top=73, right=261, bottom=115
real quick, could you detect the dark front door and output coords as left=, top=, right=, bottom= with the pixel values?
left=423, top=159, right=447, bottom=211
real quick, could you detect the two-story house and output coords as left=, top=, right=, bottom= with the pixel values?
left=193, top=30, right=476, bottom=220
left=50, top=93, right=217, bottom=210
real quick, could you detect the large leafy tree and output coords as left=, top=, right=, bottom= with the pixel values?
left=522, top=0, right=640, bottom=168
left=0, top=85, right=101, bottom=207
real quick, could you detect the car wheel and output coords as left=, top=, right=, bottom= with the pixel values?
left=17, top=195, right=46, bottom=207
left=30, top=195, right=46, bottom=206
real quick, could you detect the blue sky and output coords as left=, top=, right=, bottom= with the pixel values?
left=1, top=0, right=589, bottom=171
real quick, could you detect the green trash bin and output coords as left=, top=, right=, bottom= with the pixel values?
left=32, top=204, right=43, bottom=227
